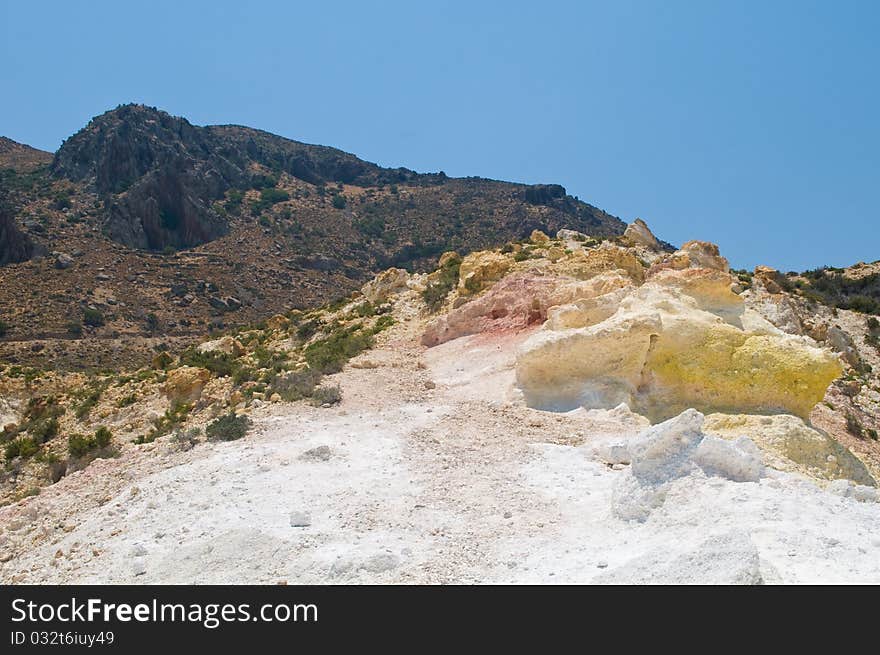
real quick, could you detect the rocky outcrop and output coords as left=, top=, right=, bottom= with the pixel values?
left=703, top=413, right=875, bottom=486
left=361, top=268, right=409, bottom=304
left=516, top=262, right=842, bottom=421
left=622, top=219, right=659, bottom=249
left=422, top=272, right=632, bottom=347
left=164, top=366, right=211, bottom=404
left=196, top=336, right=244, bottom=357
left=0, top=196, right=34, bottom=266
left=610, top=410, right=764, bottom=521
left=457, top=251, right=512, bottom=296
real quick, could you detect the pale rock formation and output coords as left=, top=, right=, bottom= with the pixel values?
left=826, top=479, right=879, bottom=503
left=197, top=336, right=244, bottom=357
left=660, top=240, right=730, bottom=273
left=422, top=272, right=632, bottom=347
left=703, top=413, right=875, bottom=486
left=557, top=242, right=645, bottom=282
left=610, top=410, right=764, bottom=521
left=752, top=266, right=787, bottom=294
left=265, top=314, right=291, bottom=331
left=456, top=251, right=512, bottom=296
left=595, top=530, right=764, bottom=584
left=361, top=267, right=410, bottom=304
left=164, top=366, right=211, bottom=404
left=529, top=229, right=550, bottom=245
left=516, top=265, right=842, bottom=420
left=826, top=326, right=862, bottom=369
left=556, top=229, right=588, bottom=241
left=622, top=218, right=660, bottom=250
left=0, top=397, right=20, bottom=432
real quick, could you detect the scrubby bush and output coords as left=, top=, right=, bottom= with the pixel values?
left=422, top=255, right=461, bottom=311
left=68, top=427, right=112, bottom=458
left=180, top=348, right=239, bottom=377
left=206, top=413, right=251, bottom=442
left=82, top=307, right=105, bottom=327
left=304, top=326, right=374, bottom=374
left=171, top=427, right=201, bottom=451
left=331, top=194, right=347, bottom=209
left=846, top=412, right=864, bottom=438
left=0, top=319, right=9, bottom=337
left=311, top=385, right=342, bottom=406
left=269, top=367, right=320, bottom=401
left=5, top=436, right=39, bottom=461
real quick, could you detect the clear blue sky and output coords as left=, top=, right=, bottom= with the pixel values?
left=2, top=0, right=878, bottom=271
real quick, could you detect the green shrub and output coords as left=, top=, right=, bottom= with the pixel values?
left=206, top=413, right=252, bottom=442
left=150, top=402, right=192, bottom=441
left=30, top=418, right=59, bottom=443
left=171, top=427, right=201, bottom=451
left=0, top=320, right=9, bottom=337
left=331, top=194, right=347, bottom=209
left=5, top=436, right=39, bottom=461
left=867, top=316, right=879, bottom=332
left=66, top=321, right=83, bottom=336
left=311, top=385, right=342, bottom=406
left=94, top=426, right=112, bottom=448
left=82, top=308, right=105, bottom=327
left=269, top=368, right=321, bottom=401
left=180, top=348, right=239, bottom=377
left=422, top=255, right=461, bottom=311
left=304, top=326, right=374, bottom=374
left=845, top=412, right=864, bottom=438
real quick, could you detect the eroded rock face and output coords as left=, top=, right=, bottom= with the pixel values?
left=516, top=265, right=842, bottom=421
left=610, top=410, right=764, bottom=521
left=421, top=272, right=632, bottom=347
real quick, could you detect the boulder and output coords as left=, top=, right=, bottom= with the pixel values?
left=662, top=240, right=729, bottom=273
left=54, top=252, right=75, bottom=270
left=559, top=242, right=645, bottom=282
left=529, top=229, right=550, bottom=245
left=265, top=314, right=290, bottom=331
left=196, top=336, right=244, bottom=357
left=164, top=366, right=211, bottom=404
left=361, top=267, right=409, bottom=303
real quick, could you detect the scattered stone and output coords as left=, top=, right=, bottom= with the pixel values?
left=289, top=511, right=311, bottom=527
left=299, top=446, right=332, bottom=462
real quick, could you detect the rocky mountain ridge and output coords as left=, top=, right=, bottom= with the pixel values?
left=0, top=105, right=627, bottom=368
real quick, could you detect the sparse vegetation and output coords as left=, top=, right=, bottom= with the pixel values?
left=304, top=324, right=375, bottom=374
left=68, top=426, right=112, bottom=457
left=82, top=307, right=105, bottom=327
left=311, top=384, right=342, bottom=406
left=422, top=254, right=461, bottom=311
left=206, top=412, right=251, bottom=442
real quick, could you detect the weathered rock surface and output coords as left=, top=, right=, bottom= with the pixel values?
left=516, top=264, right=841, bottom=420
